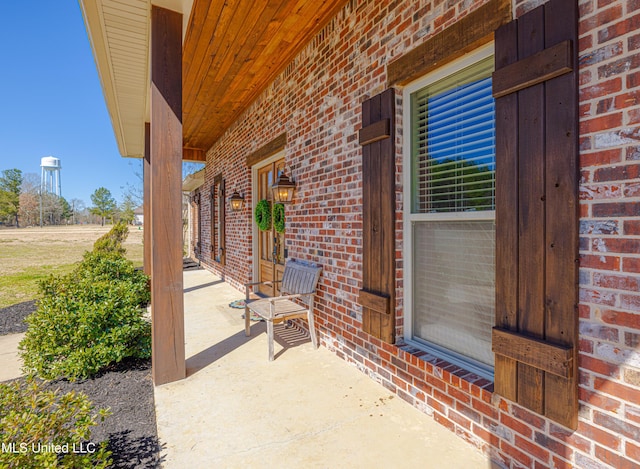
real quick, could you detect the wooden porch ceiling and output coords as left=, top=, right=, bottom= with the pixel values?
left=182, top=0, right=349, bottom=152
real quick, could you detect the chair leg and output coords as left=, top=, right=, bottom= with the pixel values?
left=267, top=319, right=275, bottom=361
left=307, top=309, right=318, bottom=349
left=244, top=285, right=251, bottom=337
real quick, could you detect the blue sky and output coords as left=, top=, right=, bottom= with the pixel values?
left=0, top=2, right=143, bottom=205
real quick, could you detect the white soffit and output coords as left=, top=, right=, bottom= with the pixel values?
left=182, top=168, right=205, bottom=192
left=78, top=0, right=193, bottom=158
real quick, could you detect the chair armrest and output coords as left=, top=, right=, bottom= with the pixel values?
left=244, top=280, right=282, bottom=287
left=245, top=280, right=284, bottom=300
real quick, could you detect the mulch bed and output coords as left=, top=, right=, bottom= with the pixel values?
left=0, top=300, right=36, bottom=335
left=1, top=301, right=161, bottom=468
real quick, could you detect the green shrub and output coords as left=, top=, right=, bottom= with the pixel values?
left=0, top=376, right=112, bottom=468
left=19, top=224, right=151, bottom=381
left=92, top=221, right=128, bottom=256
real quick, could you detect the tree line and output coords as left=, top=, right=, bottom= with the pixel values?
left=0, top=168, right=138, bottom=228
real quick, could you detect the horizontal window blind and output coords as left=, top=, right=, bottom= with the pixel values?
left=411, top=56, right=495, bottom=214
left=412, top=220, right=495, bottom=367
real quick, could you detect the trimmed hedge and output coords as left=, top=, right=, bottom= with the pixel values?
left=92, top=221, right=128, bottom=256
left=19, top=223, right=151, bottom=381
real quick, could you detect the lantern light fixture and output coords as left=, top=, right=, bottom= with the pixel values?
left=271, top=172, right=296, bottom=204
left=229, top=190, right=244, bottom=212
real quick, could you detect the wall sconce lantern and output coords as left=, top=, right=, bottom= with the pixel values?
left=229, top=190, right=244, bottom=212
left=271, top=172, right=296, bottom=204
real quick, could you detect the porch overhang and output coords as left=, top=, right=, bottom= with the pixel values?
left=79, top=0, right=349, bottom=386
left=78, top=0, right=348, bottom=159
left=78, top=0, right=193, bottom=158
left=182, top=168, right=205, bottom=192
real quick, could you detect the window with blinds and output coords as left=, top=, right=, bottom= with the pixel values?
left=411, top=56, right=495, bottom=214
left=405, top=50, right=496, bottom=375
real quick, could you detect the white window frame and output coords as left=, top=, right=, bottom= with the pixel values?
left=402, top=43, right=495, bottom=380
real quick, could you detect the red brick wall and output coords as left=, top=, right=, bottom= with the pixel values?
left=574, top=0, right=640, bottom=468
left=193, top=0, right=640, bottom=467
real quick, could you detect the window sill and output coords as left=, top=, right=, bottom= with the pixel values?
left=398, top=338, right=495, bottom=393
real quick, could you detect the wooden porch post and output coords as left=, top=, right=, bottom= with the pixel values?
left=150, top=5, right=185, bottom=385
left=143, top=122, right=151, bottom=276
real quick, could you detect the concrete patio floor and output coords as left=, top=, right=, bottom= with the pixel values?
left=155, top=268, right=490, bottom=468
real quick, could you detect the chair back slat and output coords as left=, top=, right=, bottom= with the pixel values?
left=281, top=259, right=322, bottom=298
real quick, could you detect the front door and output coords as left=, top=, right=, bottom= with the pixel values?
left=256, top=158, right=286, bottom=296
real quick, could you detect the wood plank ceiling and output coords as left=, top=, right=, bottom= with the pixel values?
left=182, top=0, right=349, bottom=152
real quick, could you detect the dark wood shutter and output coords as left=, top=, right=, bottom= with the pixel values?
left=211, top=174, right=225, bottom=265
left=357, top=89, right=396, bottom=344
left=219, top=178, right=225, bottom=265
left=194, top=191, right=202, bottom=259
left=492, top=0, right=579, bottom=429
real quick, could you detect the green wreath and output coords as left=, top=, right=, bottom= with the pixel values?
left=273, top=203, right=286, bottom=233
left=255, top=199, right=272, bottom=231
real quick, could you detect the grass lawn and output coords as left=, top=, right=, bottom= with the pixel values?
left=0, top=225, right=144, bottom=309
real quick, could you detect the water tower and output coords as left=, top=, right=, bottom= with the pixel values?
left=41, top=156, right=62, bottom=196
